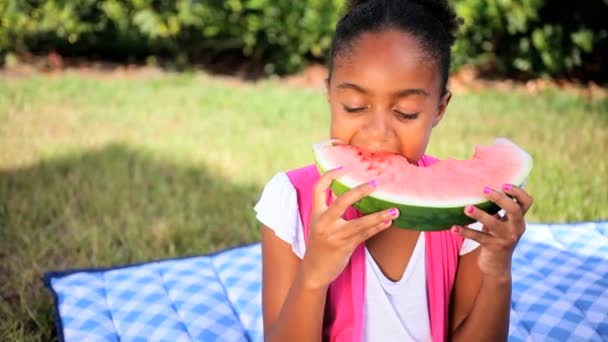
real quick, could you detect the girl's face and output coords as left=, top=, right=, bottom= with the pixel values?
left=327, top=29, right=451, bottom=163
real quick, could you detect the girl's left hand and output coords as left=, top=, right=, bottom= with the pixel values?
left=451, top=183, right=534, bottom=280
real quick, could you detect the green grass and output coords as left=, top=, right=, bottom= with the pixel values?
left=0, top=72, right=607, bottom=341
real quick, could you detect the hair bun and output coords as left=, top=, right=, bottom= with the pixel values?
left=406, top=0, right=462, bottom=44
left=346, top=0, right=461, bottom=45
left=346, top=0, right=373, bottom=11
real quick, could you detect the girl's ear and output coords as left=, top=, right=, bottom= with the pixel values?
left=433, top=90, right=452, bottom=128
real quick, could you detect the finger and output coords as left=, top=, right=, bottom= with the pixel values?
left=463, top=204, right=503, bottom=236
left=337, top=207, right=400, bottom=240
left=451, top=225, right=494, bottom=245
left=326, top=180, right=378, bottom=219
left=495, top=208, right=507, bottom=220
left=483, top=186, right=522, bottom=221
left=467, top=221, right=489, bottom=234
left=312, top=166, right=346, bottom=215
left=346, top=217, right=393, bottom=249
left=502, top=183, right=534, bottom=214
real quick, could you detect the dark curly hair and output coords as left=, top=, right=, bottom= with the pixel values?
left=328, top=0, right=462, bottom=93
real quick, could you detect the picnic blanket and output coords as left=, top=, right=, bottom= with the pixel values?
left=44, top=221, right=608, bottom=341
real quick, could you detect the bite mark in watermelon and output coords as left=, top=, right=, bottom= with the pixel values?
left=313, top=138, right=533, bottom=231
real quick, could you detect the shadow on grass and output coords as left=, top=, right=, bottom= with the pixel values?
left=0, top=144, right=263, bottom=341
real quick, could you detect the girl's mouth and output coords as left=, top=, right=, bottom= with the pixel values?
left=352, top=144, right=399, bottom=156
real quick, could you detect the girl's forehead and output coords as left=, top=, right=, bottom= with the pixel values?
left=332, top=30, right=439, bottom=93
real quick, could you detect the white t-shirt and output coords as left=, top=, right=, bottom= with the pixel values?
left=255, top=172, right=482, bottom=342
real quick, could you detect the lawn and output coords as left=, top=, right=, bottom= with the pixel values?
left=0, top=72, right=606, bottom=341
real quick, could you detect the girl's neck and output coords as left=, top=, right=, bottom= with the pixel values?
left=365, top=227, right=422, bottom=282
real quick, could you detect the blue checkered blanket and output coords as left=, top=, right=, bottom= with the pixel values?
left=45, top=221, right=608, bottom=341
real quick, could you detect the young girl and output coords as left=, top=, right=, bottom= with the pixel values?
left=255, top=0, right=534, bottom=341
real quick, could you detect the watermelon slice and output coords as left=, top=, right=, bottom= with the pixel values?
left=313, top=138, right=533, bottom=231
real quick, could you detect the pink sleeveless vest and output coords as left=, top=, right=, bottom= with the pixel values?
left=286, top=155, right=463, bottom=342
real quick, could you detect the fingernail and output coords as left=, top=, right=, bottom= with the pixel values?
left=389, top=208, right=399, bottom=217
left=503, top=183, right=512, bottom=191
left=466, top=205, right=476, bottom=215
left=384, top=220, right=392, bottom=226
left=483, top=186, right=493, bottom=194
left=370, top=180, right=377, bottom=188
left=451, top=225, right=461, bottom=233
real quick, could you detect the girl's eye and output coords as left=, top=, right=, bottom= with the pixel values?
left=343, top=105, right=367, bottom=113
left=394, top=110, right=420, bottom=120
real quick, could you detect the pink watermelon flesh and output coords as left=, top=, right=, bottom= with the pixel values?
left=321, top=141, right=528, bottom=204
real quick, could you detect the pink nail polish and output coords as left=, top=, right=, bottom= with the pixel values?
left=483, top=186, right=492, bottom=194
left=389, top=208, right=399, bottom=217
left=336, top=166, right=344, bottom=170
left=451, top=225, right=461, bottom=233
left=466, top=205, right=475, bottom=215
left=384, top=220, right=392, bottom=226
left=503, top=183, right=513, bottom=191
left=370, top=180, right=377, bottom=188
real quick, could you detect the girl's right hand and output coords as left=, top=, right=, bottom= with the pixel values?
left=299, top=167, right=400, bottom=290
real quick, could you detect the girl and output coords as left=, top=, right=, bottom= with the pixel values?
left=255, top=0, right=534, bottom=341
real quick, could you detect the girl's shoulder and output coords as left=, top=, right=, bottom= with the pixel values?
left=254, top=171, right=307, bottom=258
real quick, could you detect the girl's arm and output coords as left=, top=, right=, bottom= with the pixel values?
left=450, top=248, right=511, bottom=341
left=449, top=184, right=534, bottom=341
left=262, top=168, right=398, bottom=341
left=262, top=226, right=327, bottom=342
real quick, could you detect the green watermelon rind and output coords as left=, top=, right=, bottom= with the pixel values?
left=331, top=179, right=501, bottom=231
left=313, top=138, right=532, bottom=231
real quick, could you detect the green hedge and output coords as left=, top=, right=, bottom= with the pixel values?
left=1, top=0, right=606, bottom=77
left=0, top=0, right=342, bottom=73
left=452, top=0, right=607, bottom=77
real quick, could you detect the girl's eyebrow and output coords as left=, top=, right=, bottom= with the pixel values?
left=337, top=82, right=429, bottom=97
left=394, top=88, right=429, bottom=97
left=337, top=82, right=368, bottom=93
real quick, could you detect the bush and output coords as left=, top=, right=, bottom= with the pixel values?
left=0, top=0, right=342, bottom=74
left=452, top=0, right=608, bottom=78
left=0, top=0, right=606, bottom=78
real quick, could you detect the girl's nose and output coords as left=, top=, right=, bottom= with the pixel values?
left=362, top=110, right=391, bottom=139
